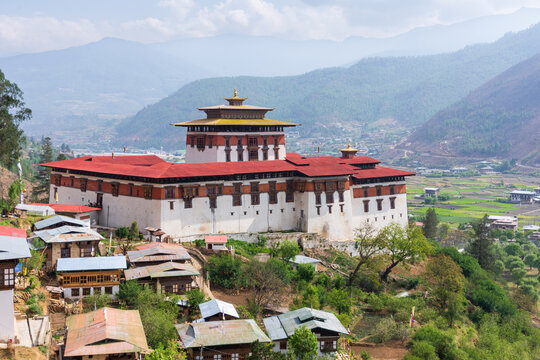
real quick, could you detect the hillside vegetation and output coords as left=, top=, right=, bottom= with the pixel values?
left=116, top=23, right=540, bottom=150
left=404, top=53, right=540, bottom=165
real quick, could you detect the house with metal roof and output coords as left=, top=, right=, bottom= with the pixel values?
left=176, top=319, right=270, bottom=360
left=510, top=190, right=536, bottom=204
left=57, top=256, right=127, bottom=300
left=127, top=242, right=191, bottom=267
left=290, top=255, right=322, bottom=271
left=124, top=261, right=199, bottom=294
left=0, top=225, right=27, bottom=238
left=33, top=215, right=88, bottom=231
left=63, top=307, right=149, bottom=359
left=197, top=299, right=239, bottom=322
left=32, top=224, right=103, bottom=269
left=29, top=203, right=100, bottom=226
left=15, top=203, right=55, bottom=217
left=0, top=235, right=31, bottom=342
left=263, top=307, right=347, bottom=355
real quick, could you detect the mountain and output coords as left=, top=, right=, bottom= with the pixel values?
left=116, top=22, right=540, bottom=150
left=402, top=53, right=540, bottom=165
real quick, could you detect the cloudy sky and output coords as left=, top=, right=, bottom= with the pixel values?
left=1, top=0, right=539, bottom=56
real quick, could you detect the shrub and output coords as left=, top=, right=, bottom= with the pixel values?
left=117, top=280, right=143, bottom=306
left=206, top=255, right=246, bottom=289
left=367, top=293, right=387, bottom=312
left=408, top=341, right=438, bottom=360
left=314, top=273, right=331, bottom=288
left=278, top=240, right=300, bottom=263
left=333, top=274, right=346, bottom=289
left=327, top=288, right=351, bottom=314
left=266, top=258, right=293, bottom=284
left=186, top=289, right=206, bottom=311
left=374, top=317, right=397, bottom=343
left=83, top=293, right=111, bottom=312
left=412, top=325, right=455, bottom=359
left=296, top=263, right=315, bottom=282
left=360, top=350, right=372, bottom=360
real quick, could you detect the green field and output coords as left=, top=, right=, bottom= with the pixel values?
left=406, top=175, right=535, bottom=225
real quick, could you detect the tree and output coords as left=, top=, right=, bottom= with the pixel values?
left=492, top=260, right=505, bottom=276
left=287, top=326, right=319, bottom=360
left=117, top=221, right=139, bottom=254
left=245, top=260, right=287, bottom=315
left=524, top=253, right=537, bottom=270
left=296, top=263, right=315, bottom=282
left=117, top=280, right=143, bottom=306
left=423, top=208, right=439, bottom=240
left=511, top=268, right=527, bottom=283
left=246, top=341, right=285, bottom=360
left=504, top=243, right=522, bottom=257
left=278, top=240, right=300, bottom=263
left=7, top=180, right=22, bottom=211
left=467, top=215, right=496, bottom=269
left=83, top=293, right=111, bottom=312
left=206, top=255, right=246, bottom=289
left=146, top=340, right=187, bottom=360
left=327, top=288, right=351, bottom=314
left=34, top=137, right=53, bottom=198
left=378, top=224, right=432, bottom=282
left=0, top=70, right=31, bottom=168
left=128, top=221, right=140, bottom=240
left=349, top=222, right=381, bottom=285
left=423, top=254, right=465, bottom=324
left=135, top=288, right=179, bottom=349
left=185, top=289, right=206, bottom=313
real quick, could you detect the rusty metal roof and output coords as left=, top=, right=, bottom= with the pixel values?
left=64, top=307, right=149, bottom=357
left=128, top=243, right=191, bottom=263
left=176, top=319, right=270, bottom=348
left=124, top=261, right=199, bottom=280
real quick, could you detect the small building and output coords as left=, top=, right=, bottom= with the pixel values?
left=56, top=256, right=127, bottom=299
left=290, top=255, right=321, bottom=272
left=32, top=214, right=88, bottom=231
left=30, top=203, right=100, bottom=226
left=176, top=319, right=271, bottom=360
left=263, top=307, right=348, bottom=356
left=529, top=231, right=540, bottom=241
left=205, top=235, right=228, bottom=251
left=487, top=215, right=518, bottom=231
left=424, top=188, right=440, bottom=197
left=127, top=242, right=191, bottom=267
left=198, top=299, right=239, bottom=322
left=510, top=190, right=536, bottom=204
left=0, top=234, right=31, bottom=342
left=32, top=225, right=104, bottom=269
left=124, top=261, right=199, bottom=294
left=15, top=203, right=55, bottom=217
left=523, top=225, right=540, bottom=232
left=451, top=167, right=468, bottom=174
left=63, top=307, right=149, bottom=359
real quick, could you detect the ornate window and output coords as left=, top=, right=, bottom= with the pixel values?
left=269, top=181, right=277, bottom=204
left=363, top=187, right=369, bottom=197
left=377, top=199, right=383, bottom=211
left=286, top=180, right=294, bottom=202
left=143, top=185, right=153, bottom=200
left=390, top=186, right=395, bottom=195
left=390, top=197, right=396, bottom=209
left=54, top=175, right=61, bottom=186
left=165, top=187, right=175, bottom=199
left=97, top=180, right=103, bottom=192
left=376, top=186, right=382, bottom=196
left=111, top=182, right=119, bottom=197
left=338, top=191, right=344, bottom=203
left=363, top=200, right=369, bottom=213
left=197, top=135, right=205, bottom=149
left=249, top=150, right=258, bottom=161
left=325, top=192, right=334, bottom=204
left=80, top=178, right=87, bottom=192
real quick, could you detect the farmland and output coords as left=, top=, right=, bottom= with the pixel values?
left=407, top=174, right=540, bottom=226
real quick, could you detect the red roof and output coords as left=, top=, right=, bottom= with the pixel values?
left=205, top=235, right=228, bottom=244
left=134, top=242, right=187, bottom=251
left=30, top=203, right=100, bottom=213
left=0, top=225, right=26, bottom=238
left=40, top=154, right=414, bottom=180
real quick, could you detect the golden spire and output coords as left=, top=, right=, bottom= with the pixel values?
left=234, top=88, right=237, bottom=97
left=225, top=89, right=247, bottom=105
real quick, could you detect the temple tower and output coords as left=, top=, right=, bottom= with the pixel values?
left=174, top=90, right=297, bottom=163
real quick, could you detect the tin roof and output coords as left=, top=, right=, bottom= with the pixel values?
left=124, top=261, right=199, bottom=280
left=128, top=243, right=191, bottom=263
left=30, top=203, right=100, bottom=214
left=263, top=307, right=347, bottom=341
left=15, top=204, right=55, bottom=215
left=291, top=255, right=321, bottom=265
left=33, top=225, right=103, bottom=243
left=57, top=256, right=127, bottom=272
left=0, top=236, right=31, bottom=260
left=176, top=319, right=270, bottom=348
left=199, top=299, right=239, bottom=320
left=510, top=190, right=535, bottom=195
left=65, top=307, right=149, bottom=357
left=204, top=235, right=227, bottom=244
left=0, top=225, right=27, bottom=238
left=33, top=215, right=88, bottom=230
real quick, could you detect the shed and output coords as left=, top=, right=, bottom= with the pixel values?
left=198, top=299, right=239, bottom=322
left=204, top=235, right=228, bottom=251
left=290, top=255, right=322, bottom=271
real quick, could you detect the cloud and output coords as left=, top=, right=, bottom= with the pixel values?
left=0, top=15, right=103, bottom=55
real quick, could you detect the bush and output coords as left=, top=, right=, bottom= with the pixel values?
left=296, top=263, right=315, bottom=282
left=83, top=293, right=111, bottom=312
left=374, top=317, right=397, bottom=343
left=278, top=240, right=300, bottom=263
left=186, top=289, right=206, bottom=311
left=327, top=288, right=351, bottom=314
left=367, top=293, right=388, bottom=312
left=412, top=325, right=456, bottom=359
left=333, top=274, right=346, bottom=289
left=118, top=280, right=143, bottom=306
left=206, top=255, right=246, bottom=289
left=266, top=258, right=293, bottom=285
left=408, top=341, right=438, bottom=360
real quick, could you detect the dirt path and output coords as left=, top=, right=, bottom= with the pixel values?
left=350, top=340, right=408, bottom=360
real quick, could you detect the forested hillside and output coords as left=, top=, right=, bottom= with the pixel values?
left=404, top=53, right=540, bottom=165
left=116, top=23, right=540, bottom=150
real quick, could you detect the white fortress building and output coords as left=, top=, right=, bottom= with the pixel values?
left=42, top=92, right=414, bottom=241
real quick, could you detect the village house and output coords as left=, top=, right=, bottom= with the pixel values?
left=176, top=319, right=271, bottom=360
left=205, top=235, right=228, bottom=251
left=197, top=299, right=239, bottom=322
left=30, top=203, right=100, bottom=226
left=510, top=190, right=536, bottom=204
left=488, top=215, right=518, bottom=231
left=32, top=216, right=104, bottom=269
left=263, top=307, right=348, bottom=356
left=290, top=255, right=322, bottom=271
left=40, top=92, right=414, bottom=242
left=127, top=242, right=191, bottom=267
left=63, top=307, right=149, bottom=359
left=15, top=203, right=55, bottom=217
left=424, top=187, right=440, bottom=197
left=56, top=256, right=127, bottom=300
left=124, top=261, right=199, bottom=294
left=0, top=228, right=31, bottom=343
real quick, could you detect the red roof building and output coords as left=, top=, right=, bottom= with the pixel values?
left=0, top=225, right=27, bottom=238
left=40, top=93, right=414, bottom=241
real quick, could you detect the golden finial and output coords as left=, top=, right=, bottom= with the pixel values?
left=234, top=88, right=237, bottom=97
left=347, top=141, right=351, bottom=149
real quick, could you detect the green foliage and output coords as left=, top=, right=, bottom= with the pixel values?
left=523, top=253, right=536, bottom=269
left=287, top=325, right=318, bottom=360
left=206, top=255, right=246, bottom=289
left=327, top=288, right=351, bottom=314
left=245, top=260, right=287, bottom=314
left=412, top=325, right=456, bottom=359
left=185, top=289, right=206, bottom=311
left=374, top=317, right=397, bottom=343
left=146, top=340, right=187, bottom=360
left=27, top=275, right=41, bottom=290
left=117, top=280, right=144, bottom=306
left=83, top=293, right=111, bottom=312
left=503, top=243, right=522, bottom=257
left=511, top=267, right=527, bottom=283
left=406, top=341, right=438, bottom=360
left=467, top=215, right=496, bottom=270
left=115, top=226, right=129, bottom=239
left=492, top=260, right=505, bottom=276
left=278, top=240, right=300, bottom=263
left=128, top=221, right=139, bottom=240
left=135, top=288, right=179, bottom=349
left=26, top=245, right=45, bottom=271
left=266, top=257, right=293, bottom=284
left=423, top=208, right=439, bottom=240
left=0, top=70, right=31, bottom=168
left=360, top=351, right=372, bottom=360
left=26, top=292, right=43, bottom=316
left=296, top=263, right=316, bottom=282
left=227, top=238, right=270, bottom=257
left=246, top=340, right=285, bottom=360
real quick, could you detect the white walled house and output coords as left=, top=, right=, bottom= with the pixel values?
left=40, top=92, right=414, bottom=242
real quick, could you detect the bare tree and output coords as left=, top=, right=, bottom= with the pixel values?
left=348, top=221, right=381, bottom=286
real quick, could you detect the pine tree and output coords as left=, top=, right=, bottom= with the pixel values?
left=467, top=215, right=496, bottom=269
left=33, top=137, right=53, bottom=200
left=423, top=207, right=439, bottom=240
